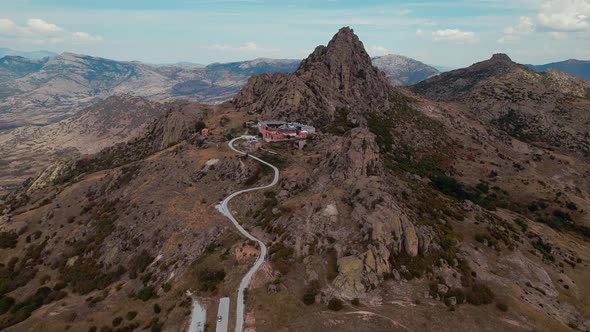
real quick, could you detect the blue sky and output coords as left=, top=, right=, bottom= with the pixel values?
left=0, top=0, right=589, bottom=67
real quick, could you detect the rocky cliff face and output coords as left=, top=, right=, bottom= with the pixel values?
left=233, top=27, right=394, bottom=129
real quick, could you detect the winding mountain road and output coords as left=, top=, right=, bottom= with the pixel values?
left=216, top=135, right=279, bottom=332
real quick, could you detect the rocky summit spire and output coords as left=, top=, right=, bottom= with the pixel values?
left=233, top=27, right=394, bottom=129
left=490, top=53, right=513, bottom=62
left=297, top=27, right=384, bottom=96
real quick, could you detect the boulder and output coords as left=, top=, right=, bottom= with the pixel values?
left=437, top=283, right=449, bottom=295
left=332, top=256, right=366, bottom=299
left=447, top=296, right=457, bottom=306
left=401, top=216, right=419, bottom=257
left=330, top=128, right=383, bottom=179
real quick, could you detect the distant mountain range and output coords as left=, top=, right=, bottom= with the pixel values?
left=0, top=48, right=57, bottom=60
left=0, top=52, right=440, bottom=130
left=0, top=53, right=300, bottom=129
left=1, top=49, right=588, bottom=131
left=372, top=54, right=439, bottom=86
left=527, top=59, right=590, bottom=81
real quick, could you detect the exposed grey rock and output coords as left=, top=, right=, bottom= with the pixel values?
left=437, top=283, right=449, bottom=295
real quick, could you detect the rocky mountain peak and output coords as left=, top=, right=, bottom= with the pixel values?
left=490, top=53, right=512, bottom=62
left=297, top=26, right=376, bottom=83
left=233, top=27, right=393, bottom=128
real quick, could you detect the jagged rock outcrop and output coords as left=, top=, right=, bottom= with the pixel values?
left=26, top=159, right=77, bottom=192
left=329, top=128, right=382, bottom=179
left=328, top=176, right=436, bottom=298
left=332, top=256, right=366, bottom=299
left=233, top=27, right=393, bottom=129
left=214, top=157, right=250, bottom=182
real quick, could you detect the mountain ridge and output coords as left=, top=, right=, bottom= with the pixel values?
left=372, top=54, right=439, bottom=85
left=527, top=59, right=590, bottom=81
left=0, top=51, right=445, bottom=131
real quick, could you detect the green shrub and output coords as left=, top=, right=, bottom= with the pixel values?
left=112, top=317, right=123, bottom=327
left=302, top=292, right=316, bottom=305
left=302, top=280, right=320, bottom=305
left=136, top=286, right=157, bottom=301
left=514, top=218, right=528, bottom=232
left=496, top=301, right=508, bottom=312
left=532, top=239, right=555, bottom=262
left=0, top=287, right=67, bottom=329
left=198, top=268, right=226, bottom=292
left=446, top=288, right=466, bottom=305
left=327, top=298, right=343, bottom=311
left=0, top=231, right=18, bottom=249
left=431, top=175, right=470, bottom=200
left=53, top=282, right=67, bottom=291
left=527, top=200, right=547, bottom=212
left=60, top=260, right=125, bottom=295
left=324, top=250, right=339, bottom=281
left=466, top=284, right=494, bottom=305
left=126, top=311, right=138, bottom=320
left=153, top=303, right=161, bottom=314
left=269, top=243, right=294, bottom=275
left=0, top=241, right=47, bottom=295
left=351, top=298, right=360, bottom=306
left=131, top=250, right=154, bottom=276
left=0, top=296, right=15, bottom=314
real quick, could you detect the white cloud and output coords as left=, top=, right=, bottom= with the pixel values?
left=369, top=45, right=389, bottom=56
left=416, top=29, right=424, bottom=37
left=0, top=18, right=102, bottom=44
left=537, top=0, right=590, bottom=31
left=504, top=16, right=535, bottom=35
left=72, top=31, right=104, bottom=42
left=432, top=29, right=478, bottom=43
left=497, top=0, right=590, bottom=44
left=27, top=18, right=63, bottom=34
left=498, top=16, right=535, bottom=43
left=0, top=18, right=17, bottom=32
